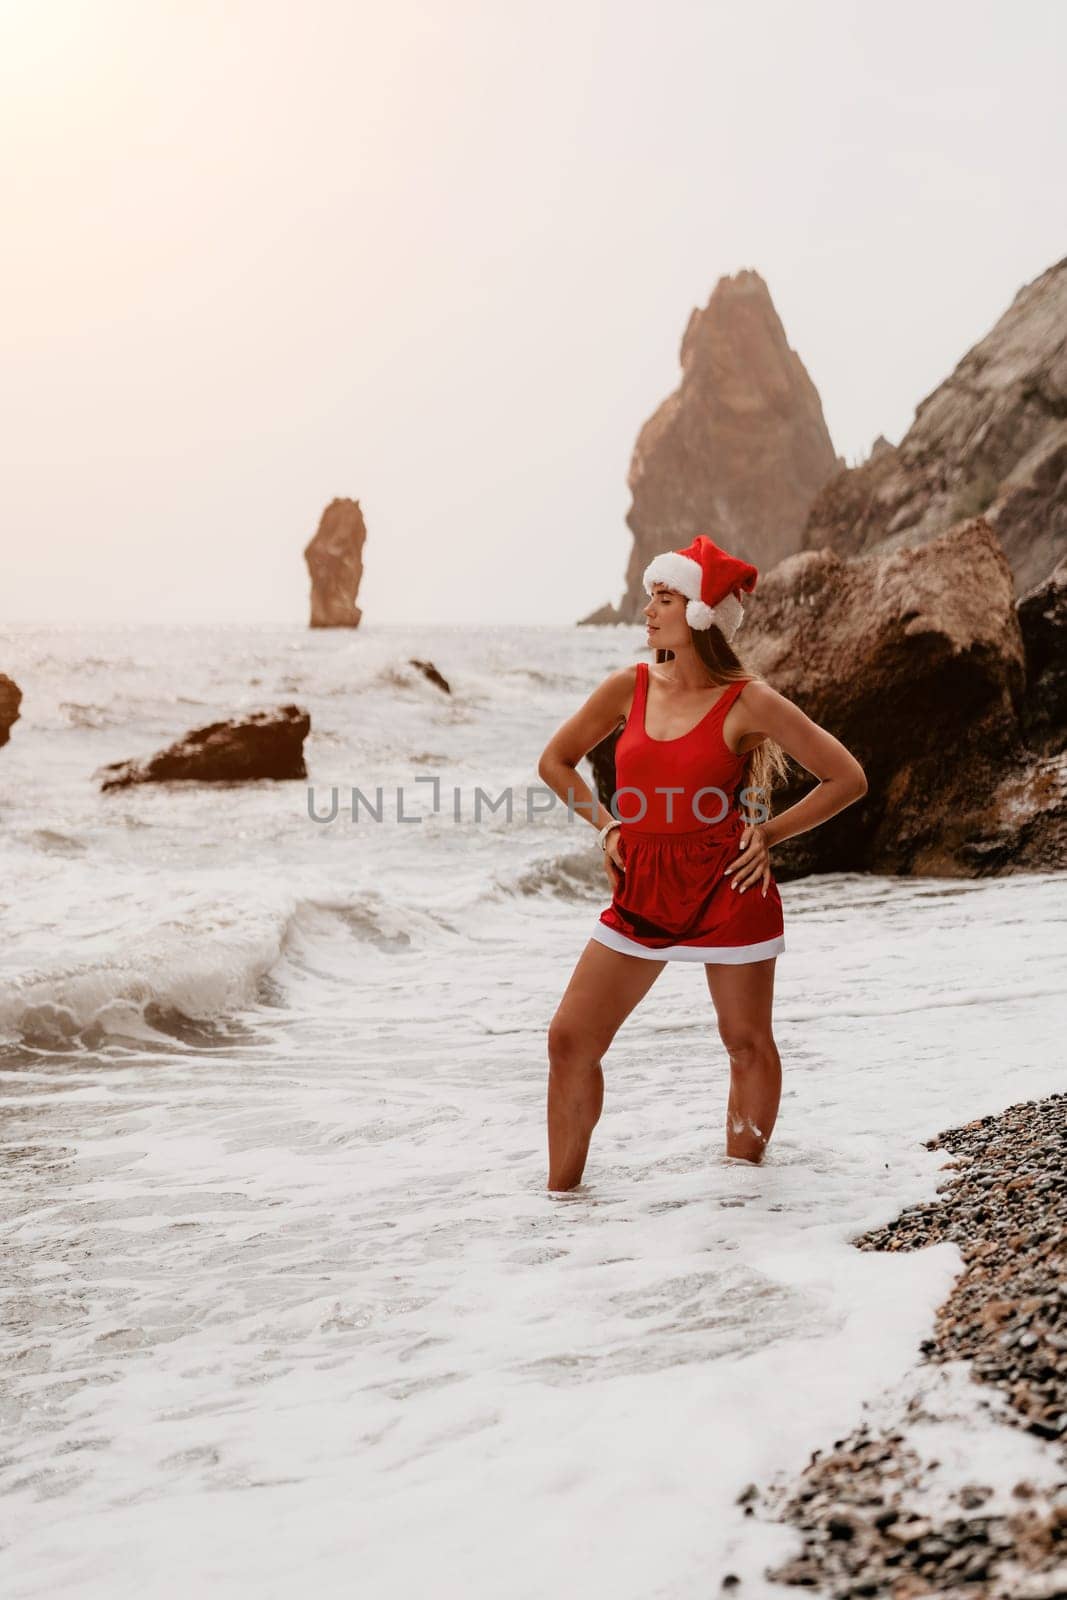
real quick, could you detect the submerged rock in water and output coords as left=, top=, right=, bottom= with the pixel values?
left=95, top=705, right=311, bottom=791
left=409, top=658, right=451, bottom=694
left=0, top=674, right=21, bottom=748
left=304, top=497, right=367, bottom=628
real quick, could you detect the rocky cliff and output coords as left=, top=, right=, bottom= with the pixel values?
left=304, top=498, right=367, bottom=627
left=802, top=256, right=1067, bottom=595
left=584, top=269, right=840, bottom=624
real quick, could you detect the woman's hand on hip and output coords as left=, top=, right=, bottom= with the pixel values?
left=723, top=822, right=773, bottom=897
left=604, top=830, right=626, bottom=892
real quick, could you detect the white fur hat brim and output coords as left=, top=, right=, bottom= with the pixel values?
left=642, top=551, right=703, bottom=602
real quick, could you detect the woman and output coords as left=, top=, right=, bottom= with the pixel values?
left=537, top=534, right=868, bottom=1193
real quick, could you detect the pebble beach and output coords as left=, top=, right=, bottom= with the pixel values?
left=753, top=1093, right=1066, bottom=1598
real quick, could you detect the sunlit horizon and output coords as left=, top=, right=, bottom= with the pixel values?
left=2, top=0, right=1065, bottom=626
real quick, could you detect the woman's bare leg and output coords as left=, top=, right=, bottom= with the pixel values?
left=546, top=939, right=666, bottom=1191
left=704, top=957, right=781, bottom=1163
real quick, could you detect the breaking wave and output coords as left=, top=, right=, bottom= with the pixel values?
left=0, top=892, right=448, bottom=1057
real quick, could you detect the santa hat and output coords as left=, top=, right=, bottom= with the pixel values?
left=642, top=535, right=758, bottom=640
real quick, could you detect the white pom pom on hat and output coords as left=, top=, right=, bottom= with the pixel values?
left=642, top=535, right=758, bottom=641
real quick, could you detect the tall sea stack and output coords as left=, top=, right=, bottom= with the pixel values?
left=304, top=498, right=367, bottom=628
left=587, top=269, right=840, bottom=623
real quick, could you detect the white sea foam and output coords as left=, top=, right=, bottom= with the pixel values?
left=0, top=620, right=1064, bottom=1597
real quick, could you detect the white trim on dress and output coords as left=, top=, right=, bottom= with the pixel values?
left=590, top=923, right=785, bottom=964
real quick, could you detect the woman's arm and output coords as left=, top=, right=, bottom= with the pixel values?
left=537, top=666, right=637, bottom=834
left=735, top=681, right=868, bottom=849
left=725, top=682, right=868, bottom=896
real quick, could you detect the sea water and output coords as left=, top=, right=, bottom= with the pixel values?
left=1, top=621, right=1063, bottom=1597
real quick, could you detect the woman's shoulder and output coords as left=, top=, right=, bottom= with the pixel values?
left=733, top=676, right=775, bottom=701
left=728, top=677, right=791, bottom=725
left=595, top=662, right=641, bottom=725
left=599, top=661, right=641, bottom=693
left=576, top=662, right=640, bottom=718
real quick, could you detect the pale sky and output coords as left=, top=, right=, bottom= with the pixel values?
left=2, top=0, right=1065, bottom=626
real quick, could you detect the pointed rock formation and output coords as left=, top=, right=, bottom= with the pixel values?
left=803, top=256, right=1067, bottom=595
left=600, top=269, right=840, bottom=622
left=304, top=498, right=367, bottom=627
left=0, top=674, right=21, bottom=748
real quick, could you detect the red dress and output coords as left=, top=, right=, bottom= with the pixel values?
left=591, top=661, right=786, bottom=963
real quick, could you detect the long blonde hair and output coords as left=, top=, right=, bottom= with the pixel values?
left=654, top=625, right=792, bottom=823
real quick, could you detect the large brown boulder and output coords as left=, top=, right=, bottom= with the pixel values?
left=585, top=519, right=1066, bottom=878
left=96, top=705, right=310, bottom=791
left=599, top=269, right=840, bottom=623
left=304, top=498, right=367, bottom=627
left=742, top=519, right=1030, bottom=875
left=0, top=674, right=21, bottom=748
left=802, top=255, right=1067, bottom=596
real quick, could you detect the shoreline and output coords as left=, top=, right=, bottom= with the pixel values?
left=747, top=1092, right=1066, bottom=1598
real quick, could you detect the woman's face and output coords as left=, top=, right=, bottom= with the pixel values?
left=643, top=583, right=689, bottom=650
